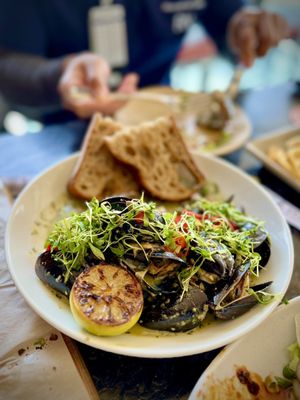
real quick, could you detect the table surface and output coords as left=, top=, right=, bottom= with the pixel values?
left=1, top=82, right=300, bottom=400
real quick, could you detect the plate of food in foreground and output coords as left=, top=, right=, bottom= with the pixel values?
left=189, top=296, right=300, bottom=400
left=246, top=125, right=300, bottom=192
left=5, top=116, right=293, bottom=358
left=115, top=86, right=251, bottom=156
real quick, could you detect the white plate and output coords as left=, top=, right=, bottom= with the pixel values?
left=246, top=125, right=300, bottom=192
left=115, top=86, right=251, bottom=156
left=5, top=153, right=294, bottom=358
left=189, top=296, right=300, bottom=399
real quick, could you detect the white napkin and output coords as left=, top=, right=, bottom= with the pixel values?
left=0, top=182, right=97, bottom=400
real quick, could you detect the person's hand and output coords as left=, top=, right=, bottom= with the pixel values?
left=58, top=52, right=139, bottom=118
left=228, top=8, right=290, bottom=67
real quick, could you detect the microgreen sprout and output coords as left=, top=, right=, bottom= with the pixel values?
left=46, top=196, right=269, bottom=297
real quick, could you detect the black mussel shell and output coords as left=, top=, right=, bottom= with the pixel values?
left=213, top=272, right=273, bottom=320
left=99, top=196, right=133, bottom=212
left=255, top=238, right=271, bottom=268
left=214, top=295, right=258, bottom=320
left=149, top=251, right=186, bottom=271
left=214, top=281, right=272, bottom=320
left=142, top=275, right=181, bottom=295
left=242, top=222, right=268, bottom=248
left=35, top=250, right=73, bottom=297
left=140, top=287, right=208, bottom=332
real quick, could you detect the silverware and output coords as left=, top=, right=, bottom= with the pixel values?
left=226, top=65, right=244, bottom=99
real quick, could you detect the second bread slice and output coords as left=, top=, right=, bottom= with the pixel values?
left=105, top=116, right=205, bottom=201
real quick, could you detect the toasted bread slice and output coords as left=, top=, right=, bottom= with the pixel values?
left=105, top=116, right=205, bottom=201
left=67, top=113, right=139, bottom=200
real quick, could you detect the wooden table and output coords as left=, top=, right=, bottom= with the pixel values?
left=1, top=82, right=299, bottom=400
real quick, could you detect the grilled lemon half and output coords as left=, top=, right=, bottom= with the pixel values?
left=70, top=263, right=144, bottom=336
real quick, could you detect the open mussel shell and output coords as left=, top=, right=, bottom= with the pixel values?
left=212, top=262, right=273, bottom=320
left=122, top=242, right=165, bottom=265
left=140, top=287, right=208, bottom=332
left=35, top=250, right=73, bottom=297
left=214, top=280, right=272, bottom=320
left=148, top=251, right=186, bottom=274
left=197, top=254, right=234, bottom=285
left=134, top=251, right=187, bottom=295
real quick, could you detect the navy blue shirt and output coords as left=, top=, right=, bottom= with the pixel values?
left=0, top=0, right=243, bottom=87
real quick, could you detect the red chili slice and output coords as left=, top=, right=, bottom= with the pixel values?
left=134, top=211, right=145, bottom=224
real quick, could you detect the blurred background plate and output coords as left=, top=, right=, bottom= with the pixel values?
left=189, top=296, right=300, bottom=399
left=115, top=86, right=251, bottom=156
left=246, top=125, right=300, bottom=192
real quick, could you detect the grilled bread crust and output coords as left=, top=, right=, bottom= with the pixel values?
left=105, top=116, right=205, bottom=201
left=67, top=113, right=139, bottom=200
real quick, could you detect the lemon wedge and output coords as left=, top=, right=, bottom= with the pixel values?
left=70, top=263, right=143, bottom=336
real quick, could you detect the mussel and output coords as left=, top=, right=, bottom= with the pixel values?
left=241, top=222, right=268, bottom=247
left=140, top=287, right=208, bottom=332
left=211, top=262, right=272, bottom=320
left=99, top=196, right=133, bottom=212
left=255, top=238, right=271, bottom=268
left=148, top=252, right=186, bottom=276
left=121, top=242, right=165, bottom=265
left=188, top=239, right=235, bottom=285
left=127, top=251, right=187, bottom=295
left=35, top=250, right=74, bottom=297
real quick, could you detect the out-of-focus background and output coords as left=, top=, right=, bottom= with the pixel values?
left=1, top=0, right=299, bottom=136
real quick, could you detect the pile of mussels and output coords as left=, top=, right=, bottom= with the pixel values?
left=35, top=196, right=272, bottom=333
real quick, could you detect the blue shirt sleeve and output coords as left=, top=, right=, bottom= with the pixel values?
left=0, top=0, right=46, bottom=55
left=200, top=0, right=245, bottom=51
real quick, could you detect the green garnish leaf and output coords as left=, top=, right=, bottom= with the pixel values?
left=89, top=243, right=104, bottom=260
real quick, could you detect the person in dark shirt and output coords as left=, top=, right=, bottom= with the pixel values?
left=0, top=1, right=290, bottom=179
left=0, top=0, right=289, bottom=122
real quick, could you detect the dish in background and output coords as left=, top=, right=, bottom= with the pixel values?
left=189, top=296, right=300, bottom=400
left=5, top=153, right=293, bottom=358
left=115, top=86, right=251, bottom=156
left=246, top=125, right=300, bottom=193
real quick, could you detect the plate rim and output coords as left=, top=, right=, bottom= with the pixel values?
left=188, top=295, right=300, bottom=399
left=5, top=152, right=294, bottom=358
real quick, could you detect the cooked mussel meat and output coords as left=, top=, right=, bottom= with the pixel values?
left=148, top=252, right=186, bottom=276
left=128, top=251, right=187, bottom=294
left=122, top=242, right=164, bottom=264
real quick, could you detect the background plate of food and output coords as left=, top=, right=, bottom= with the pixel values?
left=189, top=296, right=300, bottom=400
left=6, top=131, right=293, bottom=358
left=115, top=86, right=252, bottom=156
left=246, top=125, right=300, bottom=192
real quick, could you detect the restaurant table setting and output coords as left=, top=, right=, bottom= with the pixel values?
left=1, top=81, right=300, bottom=399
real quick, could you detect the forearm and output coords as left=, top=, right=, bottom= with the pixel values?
left=0, top=50, right=64, bottom=107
